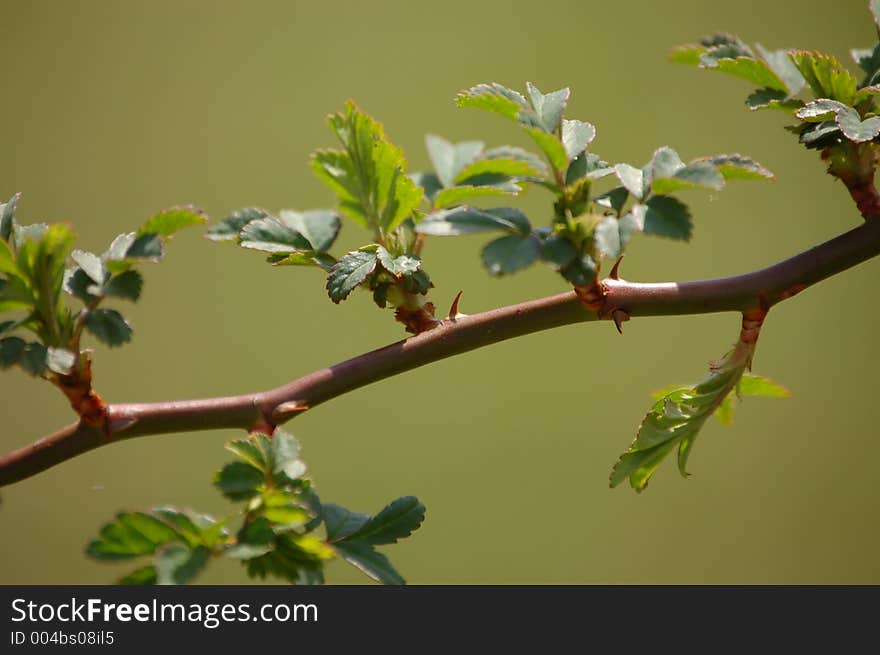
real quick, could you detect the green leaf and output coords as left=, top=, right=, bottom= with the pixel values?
left=669, top=45, right=704, bottom=66
left=560, top=253, right=597, bottom=285
left=738, top=373, right=789, bottom=398
left=526, top=82, right=570, bottom=133
left=0, top=337, right=25, bottom=368
left=226, top=438, right=270, bottom=473
left=213, top=461, right=264, bottom=501
left=626, top=196, right=693, bottom=241
left=119, top=566, right=158, bottom=585
left=314, top=101, right=422, bottom=234
left=86, top=512, right=182, bottom=560
left=73, top=249, right=107, bottom=284
left=269, top=251, right=336, bottom=270
left=344, top=496, right=425, bottom=545
left=377, top=247, right=421, bottom=277
left=567, top=152, right=613, bottom=185
left=454, top=153, right=545, bottom=186
left=416, top=206, right=531, bottom=236
left=541, top=236, right=578, bottom=268
left=0, top=192, right=20, bottom=243
left=19, top=342, right=48, bottom=376
left=277, top=210, right=340, bottom=251
left=103, top=269, right=143, bottom=301
left=525, top=127, right=568, bottom=172
left=155, top=544, right=210, bottom=585
left=455, top=82, right=532, bottom=122
left=755, top=44, right=805, bottom=95
left=326, top=249, right=378, bottom=303
left=694, top=154, right=774, bottom=181
left=746, top=88, right=802, bottom=113
left=561, top=120, right=596, bottom=161
left=481, top=234, right=540, bottom=275
left=126, top=233, right=163, bottom=260
left=410, top=172, right=443, bottom=203
left=652, top=162, right=725, bottom=194
left=206, top=207, right=271, bottom=242
left=614, top=164, right=647, bottom=200
left=701, top=56, right=789, bottom=92
left=611, top=340, right=756, bottom=492
left=153, top=507, right=225, bottom=549
left=789, top=51, right=858, bottom=105
left=139, top=206, right=207, bottom=237
left=433, top=184, right=517, bottom=209
left=835, top=105, right=880, bottom=143
left=322, top=503, right=370, bottom=542
left=333, top=540, right=405, bottom=585
left=594, top=187, right=629, bottom=213
left=271, top=427, right=307, bottom=482
left=239, top=216, right=313, bottom=253
left=594, top=216, right=621, bottom=260
left=84, top=308, right=132, bottom=347
left=425, top=134, right=483, bottom=188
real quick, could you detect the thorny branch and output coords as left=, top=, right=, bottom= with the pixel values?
left=1, top=216, right=879, bottom=487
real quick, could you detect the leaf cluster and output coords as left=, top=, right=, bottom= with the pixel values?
left=87, top=428, right=425, bottom=585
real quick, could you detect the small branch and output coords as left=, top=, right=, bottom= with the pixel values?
left=2, top=218, right=879, bottom=487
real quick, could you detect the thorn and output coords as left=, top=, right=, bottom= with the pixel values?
left=609, top=256, right=624, bottom=281
left=611, top=308, right=630, bottom=334
left=448, top=290, right=464, bottom=320
left=271, top=401, right=309, bottom=424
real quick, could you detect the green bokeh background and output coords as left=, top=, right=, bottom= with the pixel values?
left=1, top=0, right=878, bottom=584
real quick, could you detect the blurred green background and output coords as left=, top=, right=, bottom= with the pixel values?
left=1, top=0, right=878, bottom=584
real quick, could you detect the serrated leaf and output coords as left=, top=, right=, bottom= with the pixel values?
left=86, top=512, right=181, bottom=560
left=695, top=154, right=774, bottom=181
left=343, top=496, right=425, bottom=546
left=155, top=544, right=210, bottom=585
left=70, top=250, right=105, bottom=285
left=126, top=233, right=163, bottom=260
left=214, top=461, right=264, bottom=501
left=84, top=308, right=132, bottom=347
left=119, top=566, right=158, bottom=585
left=701, top=56, right=789, bottom=92
left=433, top=184, right=518, bottom=209
left=526, top=82, right=570, bottom=133
left=594, top=216, right=621, bottom=260
left=611, top=340, right=756, bottom=492
left=755, top=44, right=805, bottom=95
left=19, top=342, right=48, bottom=376
left=322, top=503, right=371, bottom=542
left=738, top=373, right=789, bottom=398
left=561, top=120, right=596, bottom=161
left=0, top=337, right=25, bottom=368
left=455, top=82, right=531, bottom=122
left=277, top=209, right=340, bottom=251
left=140, top=206, right=207, bottom=237
left=269, top=250, right=336, bottom=270
left=560, top=253, right=597, bottom=285
left=454, top=156, right=544, bottom=186
left=326, top=249, right=378, bottom=303
left=333, top=540, right=405, bottom=585
left=525, top=127, right=568, bottom=172
left=481, top=234, right=540, bottom=275
left=410, top=172, right=443, bottom=203
left=746, top=88, right=802, bottom=113
left=239, top=217, right=313, bottom=253
left=206, top=207, right=271, bottom=242
left=669, top=45, right=705, bottom=66
left=796, top=98, right=849, bottom=122
left=835, top=105, right=880, bottom=142
left=628, top=196, right=693, bottom=241
left=416, top=206, right=530, bottom=236
left=541, top=236, right=578, bottom=268
left=271, top=427, right=307, bottom=481
left=425, top=135, right=483, bottom=188
left=377, top=247, right=421, bottom=277
left=316, top=102, right=422, bottom=234
left=153, top=507, right=224, bottom=549
left=103, top=269, right=143, bottom=301
left=226, top=438, right=270, bottom=473
left=790, top=51, right=858, bottom=105
left=652, top=163, right=725, bottom=194
left=614, top=164, right=647, bottom=199
left=567, top=152, right=612, bottom=185
left=594, top=187, right=629, bottom=213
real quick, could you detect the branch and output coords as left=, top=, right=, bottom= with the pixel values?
left=2, top=218, right=879, bottom=487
